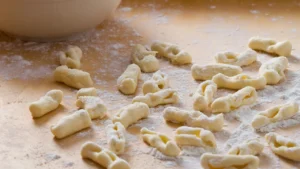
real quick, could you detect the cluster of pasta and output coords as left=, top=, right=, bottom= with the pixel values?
left=29, top=46, right=131, bottom=169
left=192, top=36, right=299, bottom=169
left=28, top=42, right=192, bottom=169
left=28, top=36, right=299, bottom=169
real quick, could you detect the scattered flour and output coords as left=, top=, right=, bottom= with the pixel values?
left=119, top=7, right=132, bottom=12
left=0, top=55, right=55, bottom=80
left=250, top=9, right=260, bottom=14
left=257, top=113, right=300, bottom=133
left=271, top=17, right=278, bottom=22
left=260, top=147, right=281, bottom=168
left=155, top=14, right=169, bottom=25
left=44, top=153, right=61, bottom=163
left=181, top=146, right=216, bottom=156
left=1, top=2, right=300, bottom=169
left=210, top=5, right=216, bottom=9
left=62, top=161, right=74, bottom=168
left=223, top=124, right=259, bottom=152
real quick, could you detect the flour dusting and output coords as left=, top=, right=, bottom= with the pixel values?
left=0, top=55, right=55, bottom=80
left=44, top=153, right=61, bottom=163
left=181, top=146, right=216, bottom=156
left=257, top=113, right=300, bottom=132
left=1, top=1, right=300, bottom=169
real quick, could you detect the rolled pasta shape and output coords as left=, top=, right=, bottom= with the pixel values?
left=29, top=89, right=63, bottom=118
left=191, top=63, right=242, bottom=80
left=132, top=89, right=179, bottom=107
left=141, top=127, right=181, bottom=157
left=211, top=86, right=257, bottom=113
left=112, top=102, right=150, bottom=128
left=117, top=64, right=141, bottom=95
left=81, top=142, right=131, bottom=169
left=151, top=41, right=192, bottom=65
left=54, top=65, right=93, bottom=89
left=51, top=109, right=92, bottom=139
left=248, top=36, right=292, bottom=57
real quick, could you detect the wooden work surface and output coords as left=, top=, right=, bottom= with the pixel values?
left=1, top=0, right=300, bottom=169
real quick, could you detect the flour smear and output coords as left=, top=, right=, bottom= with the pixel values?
left=1, top=2, right=300, bottom=169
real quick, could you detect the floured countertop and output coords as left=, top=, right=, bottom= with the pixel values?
left=1, top=0, right=300, bottom=169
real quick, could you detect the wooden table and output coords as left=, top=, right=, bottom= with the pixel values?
left=1, top=0, right=300, bottom=168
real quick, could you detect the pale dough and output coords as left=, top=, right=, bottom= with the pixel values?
left=59, top=45, right=82, bottom=69
left=117, top=64, right=141, bottom=95
left=191, top=63, right=242, bottom=80
left=265, top=132, right=300, bottom=162
left=252, top=102, right=299, bottom=129
left=142, top=70, right=169, bottom=95
left=192, top=80, right=217, bottom=111
left=175, top=126, right=216, bottom=148
left=214, top=49, right=257, bottom=67
left=132, top=88, right=179, bottom=107
left=81, top=142, right=131, bottom=169
left=212, top=73, right=267, bottom=90
left=54, top=65, right=94, bottom=89
left=259, top=56, right=288, bottom=85
left=186, top=111, right=224, bottom=132
left=50, top=109, right=92, bottom=139
left=228, top=139, right=264, bottom=156
left=248, top=36, right=292, bottom=57
left=200, top=153, right=259, bottom=169
left=112, top=102, right=150, bottom=128
left=105, top=122, right=126, bottom=155
left=76, top=96, right=107, bottom=119
left=141, top=127, right=181, bottom=157
left=76, top=87, right=97, bottom=98
left=131, top=44, right=159, bottom=73
left=211, top=86, right=257, bottom=113
left=29, top=89, right=63, bottom=118
left=151, top=41, right=192, bottom=65
left=163, top=107, right=224, bottom=132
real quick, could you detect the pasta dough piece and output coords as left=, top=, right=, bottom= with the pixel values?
left=131, top=44, right=159, bottom=73
left=142, top=70, right=169, bottom=94
left=200, top=153, right=259, bottom=169
left=265, top=132, right=300, bottom=161
left=259, top=56, right=288, bottom=85
left=81, top=142, right=130, bottom=169
left=54, top=65, right=94, bottom=89
left=252, top=102, right=299, bottom=129
left=151, top=41, right=192, bottom=65
left=186, top=111, right=224, bottom=132
left=29, top=90, right=63, bottom=118
left=76, top=96, right=107, bottom=119
left=228, top=139, right=264, bottom=156
left=105, top=122, right=126, bottom=155
left=76, top=87, right=97, bottom=98
left=112, top=102, right=150, bottom=128
left=163, top=107, right=224, bottom=132
left=51, top=109, right=92, bottom=139
left=191, top=63, right=242, bottom=80
left=212, top=73, right=267, bottom=90
left=248, top=36, right=292, bottom=57
left=132, top=89, right=179, bottom=107
left=175, top=126, right=216, bottom=148
left=59, top=45, right=82, bottom=69
left=215, top=49, right=257, bottom=67
left=211, top=86, right=257, bottom=113
left=192, top=80, right=217, bottom=111
left=117, top=64, right=141, bottom=95
left=163, top=107, right=190, bottom=124
left=141, top=128, right=181, bottom=156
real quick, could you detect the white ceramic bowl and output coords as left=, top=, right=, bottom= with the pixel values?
left=0, top=0, right=121, bottom=40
